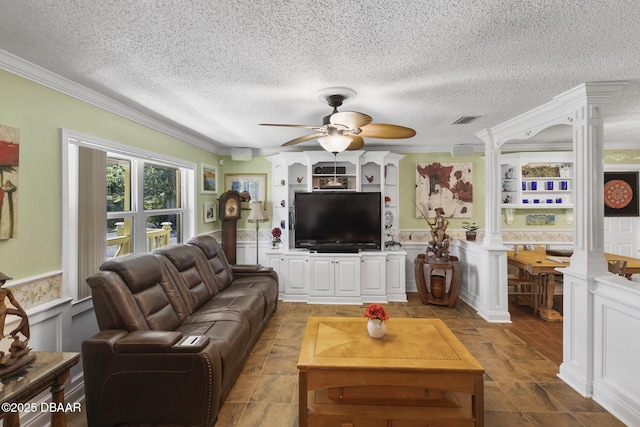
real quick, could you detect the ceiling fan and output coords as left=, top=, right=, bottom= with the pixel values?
left=260, top=89, right=416, bottom=153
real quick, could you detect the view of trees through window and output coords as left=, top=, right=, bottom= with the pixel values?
left=106, top=157, right=184, bottom=258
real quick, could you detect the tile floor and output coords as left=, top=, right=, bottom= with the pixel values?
left=70, top=293, right=625, bottom=427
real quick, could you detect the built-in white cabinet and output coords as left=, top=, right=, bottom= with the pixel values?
left=500, top=152, right=573, bottom=208
left=360, top=253, right=387, bottom=301
left=267, top=150, right=404, bottom=250
left=278, top=254, right=310, bottom=302
left=265, top=250, right=407, bottom=303
left=386, top=253, right=407, bottom=301
left=266, top=150, right=406, bottom=303
left=308, top=255, right=361, bottom=303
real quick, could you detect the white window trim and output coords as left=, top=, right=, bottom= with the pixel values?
left=61, top=128, right=196, bottom=301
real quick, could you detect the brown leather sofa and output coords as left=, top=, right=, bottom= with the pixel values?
left=82, top=235, right=278, bottom=426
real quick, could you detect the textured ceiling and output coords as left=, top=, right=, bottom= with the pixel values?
left=1, top=0, right=640, bottom=153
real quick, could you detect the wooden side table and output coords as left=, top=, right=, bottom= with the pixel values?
left=415, top=254, right=462, bottom=307
left=1, top=352, right=80, bottom=427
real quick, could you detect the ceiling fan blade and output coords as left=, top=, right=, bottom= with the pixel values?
left=359, top=123, right=416, bottom=139
left=260, top=123, right=322, bottom=130
left=345, top=135, right=365, bottom=150
left=281, top=133, right=325, bottom=147
left=329, top=111, right=372, bottom=130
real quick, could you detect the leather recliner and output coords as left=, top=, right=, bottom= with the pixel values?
left=82, top=236, right=278, bottom=426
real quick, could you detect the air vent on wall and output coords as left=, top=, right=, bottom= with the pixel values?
left=231, top=148, right=252, bottom=161
left=451, top=144, right=475, bottom=157
left=451, top=116, right=480, bottom=125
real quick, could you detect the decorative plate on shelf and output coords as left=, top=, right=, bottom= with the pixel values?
left=384, top=210, right=393, bottom=229
left=604, top=179, right=633, bottom=209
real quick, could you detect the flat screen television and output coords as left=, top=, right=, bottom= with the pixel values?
left=294, top=192, right=382, bottom=252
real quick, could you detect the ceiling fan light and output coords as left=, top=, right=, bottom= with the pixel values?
left=318, top=134, right=352, bottom=153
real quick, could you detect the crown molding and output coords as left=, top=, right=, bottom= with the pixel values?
left=0, top=49, right=224, bottom=154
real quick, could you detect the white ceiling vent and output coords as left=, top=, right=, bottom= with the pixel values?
left=451, top=116, right=480, bottom=125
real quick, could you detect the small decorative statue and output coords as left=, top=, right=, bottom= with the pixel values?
left=384, top=228, right=402, bottom=251
left=0, top=272, right=35, bottom=377
left=426, top=207, right=450, bottom=262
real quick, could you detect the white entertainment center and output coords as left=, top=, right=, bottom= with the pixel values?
left=266, top=151, right=407, bottom=303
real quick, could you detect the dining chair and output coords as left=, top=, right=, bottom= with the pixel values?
left=508, top=244, right=543, bottom=312
left=608, top=260, right=627, bottom=277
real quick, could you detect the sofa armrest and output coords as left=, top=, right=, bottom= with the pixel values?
left=232, top=264, right=278, bottom=285
left=114, top=330, right=211, bottom=353
left=232, top=264, right=273, bottom=274
left=82, top=330, right=222, bottom=427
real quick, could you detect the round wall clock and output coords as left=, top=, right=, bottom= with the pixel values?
left=604, top=179, right=633, bottom=209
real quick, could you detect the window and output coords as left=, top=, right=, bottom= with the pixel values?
left=62, top=130, right=195, bottom=300
left=106, top=157, right=185, bottom=258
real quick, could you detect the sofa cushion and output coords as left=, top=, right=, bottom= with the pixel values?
left=154, top=244, right=217, bottom=312
left=223, top=276, right=278, bottom=318
left=189, top=295, right=266, bottom=336
left=95, top=254, right=189, bottom=330
left=187, top=235, right=234, bottom=291
left=176, top=311, right=251, bottom=383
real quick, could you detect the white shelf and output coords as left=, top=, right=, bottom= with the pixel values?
left=501, top=204, right=573, bottom=209
left=501, top=152, right=573, bottom=212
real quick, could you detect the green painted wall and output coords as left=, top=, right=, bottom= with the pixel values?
left=0, top=70, right=219, bottom=279
left=398, top=153, right=486, bottom=230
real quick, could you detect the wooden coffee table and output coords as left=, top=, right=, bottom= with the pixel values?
left=298, top=317, right=484, bottom=427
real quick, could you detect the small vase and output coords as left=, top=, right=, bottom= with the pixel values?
left=367, top=319, right=386, bottom=339
left=272, top=240, right=280, bottom=249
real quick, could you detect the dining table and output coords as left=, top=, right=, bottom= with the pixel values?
left=507, top=249, right=640, bottom=322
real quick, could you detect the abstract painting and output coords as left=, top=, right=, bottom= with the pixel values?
left=0, top=124, right=19, bottom=240
left=416, top=162, right=473, bottom=219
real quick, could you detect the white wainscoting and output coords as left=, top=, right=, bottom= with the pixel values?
left=592, top=275, right=640, bottom=426
left=2, top=279, right=99, bottom=426
left=3, top=296, right=75, bottom=427
left=403, top=239, right=511, bottom=323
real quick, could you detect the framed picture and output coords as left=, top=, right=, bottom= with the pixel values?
left=415, top=162, right=473, bottom=218
left=225, top=173, right=267, bottom=210
left=203, top=201, right=216, bottom=223
left=201, top=164, right=218, bottom=194
left=604, top=171, right=639, bottom=217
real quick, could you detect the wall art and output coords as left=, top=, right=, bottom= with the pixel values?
left=0, top=124, right=19, bottom=240
left=201, top=164, right=218, bottom=194
left=604, top=171, right=639, bottom=217
left=525, top=213, right=556, bottom=226
left=204, top=202, right=216, bottom=223
left=415, top=162, right=473, bottom=218
left=225, top=173, right=267, bottom=210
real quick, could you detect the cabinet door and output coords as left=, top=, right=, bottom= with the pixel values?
left=309, top=256, right=335, bottom=296
left=285, top=256, right=309, bottom=294
left=361, top=255, right=386, bottom=296
left=335, top=257, right=360, bottom=297
left=266, top=255, right=283, bottom=295
left=386, top=255, right=405, bottom=296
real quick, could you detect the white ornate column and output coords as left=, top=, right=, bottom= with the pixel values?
left=481, top=132, right=505, bottom=247
left=557, top=82, right=626, bottom=396
left=470, top=129, right=511, bottom=322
